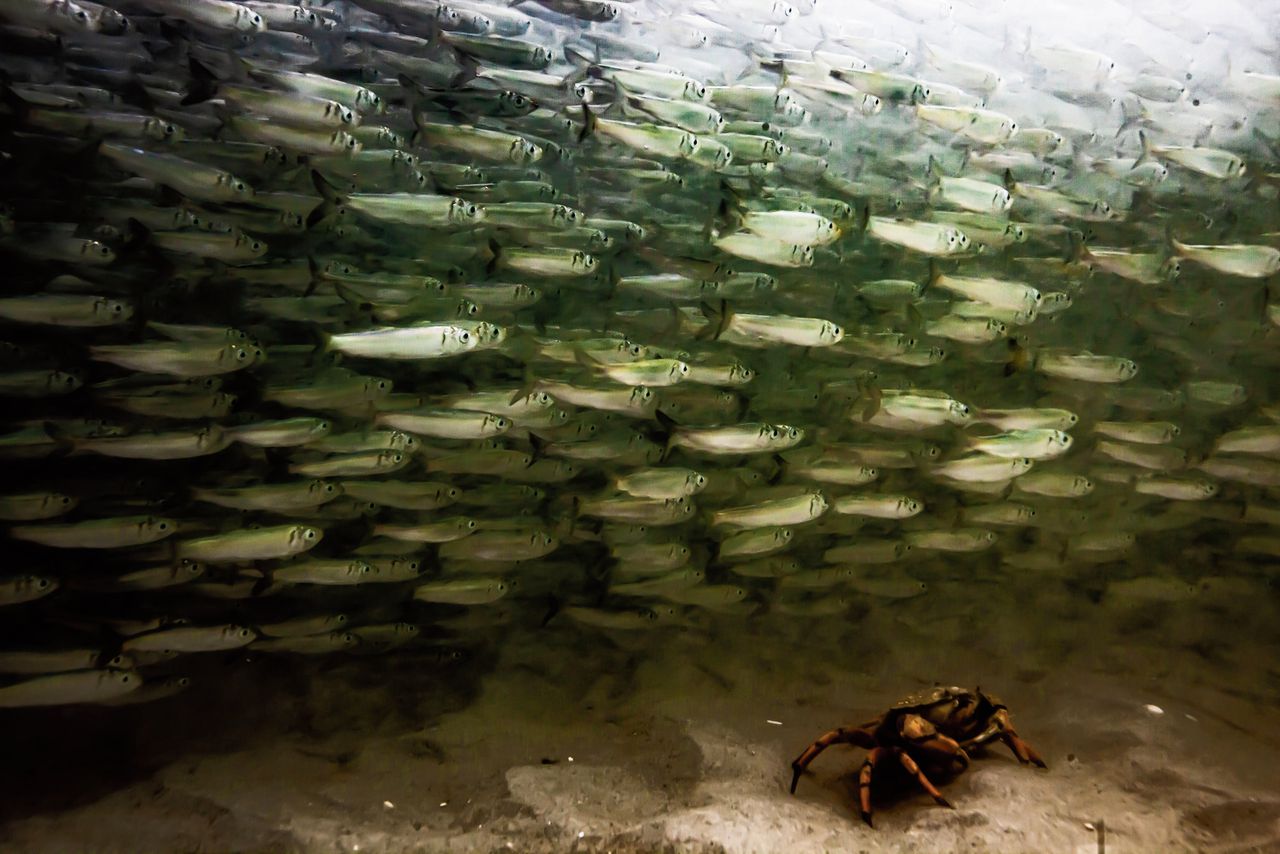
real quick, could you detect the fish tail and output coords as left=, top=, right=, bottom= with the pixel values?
left=450, top=54, right=480, bottom=89
left=306, top=169, right=344, bottom=228
left=767, top=453, right=787, bottom=486
left=41, top=421, right=79, bottom=457
left=305, top=326, right=333, bottom=365
left=485, top=236, right=502, bottom=276
left=924, top=259, right=940, bottom=295
left=1116, top=98, right=1145, bottom=138
left=572, top=347, right=602, bottom=370
left=1003, top=337, right=1029, bottom=377
left=251, top=567, right=275, bottom=596
left=538, top=595, right=562, bottom=628
left=569, top=495, right=581, bottom=532
left=304, top=256, right=323, bottom=297
left=1135, top=129, right=1154, bottom=166
left=654, top=409, right=678, bottom=461
left=577, top=103, right=597, bottom=143
left=181, top=56, right=220, bottom=106
left=564, top=45, right=593, bottom=71
left=508, top=364, right=537, bottom=406
left=697, top=299, right=731, bottom=341
left=1066, top=229, right=1088, bottom=264
left=0, top=81, right=30, bottom=128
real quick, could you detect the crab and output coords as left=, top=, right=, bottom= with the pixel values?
left=788, top=686, right=1046, bottom=827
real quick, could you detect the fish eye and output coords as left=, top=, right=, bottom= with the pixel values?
left=305, top=529, right=317, bottom=539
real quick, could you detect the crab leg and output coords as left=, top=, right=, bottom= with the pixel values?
left=789, top=724, right=876, bottom=794
left=894, top=750, right=954, bottom=810
left=999, top=730, right=1047, bottom=768
left=858, top=746, right=887, bottom=826
left=908, top=730, right=971, bottom=772
left=962, top=710, right=1047, bottom=768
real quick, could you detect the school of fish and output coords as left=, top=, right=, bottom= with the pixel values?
left=0, top=0, right=1278, bottom=708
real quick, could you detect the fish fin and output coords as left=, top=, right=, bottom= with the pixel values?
left=1002, top=168, right=1016, bottom=193
left=856, top=202, right=870, bottom=235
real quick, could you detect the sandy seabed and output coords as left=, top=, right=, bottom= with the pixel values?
left=1, top=595, right=1278, bottom=854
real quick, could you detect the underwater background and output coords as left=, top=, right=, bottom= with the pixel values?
left=0, top=0, right=1278, bottom=850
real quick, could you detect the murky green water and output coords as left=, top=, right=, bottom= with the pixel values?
left=0, top=0, right=1278, bottom=849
